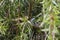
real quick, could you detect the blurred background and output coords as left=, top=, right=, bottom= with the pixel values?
left=0, top=0, right=60, bottom=40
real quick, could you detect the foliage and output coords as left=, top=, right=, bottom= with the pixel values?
left=0, top=0, right=60, bottom=40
